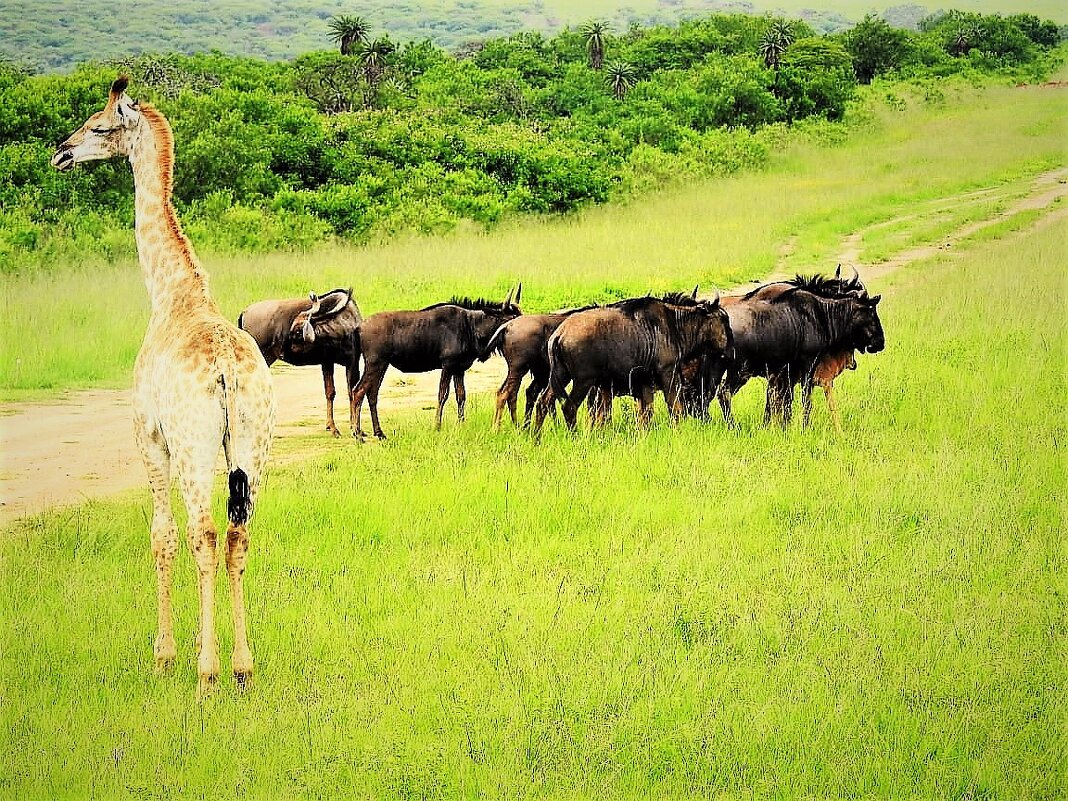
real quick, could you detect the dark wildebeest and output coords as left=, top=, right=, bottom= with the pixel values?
left=238, top=288, right=362, bottom=437
left=351, top=289, right=522, bottom=439
left=716, top=276, right=884, bottom=429
left=533, top=293, right=733, bottom=434
left=483, top=303, right=595, bottom=429
left=588, top=289, right=727, bottom=427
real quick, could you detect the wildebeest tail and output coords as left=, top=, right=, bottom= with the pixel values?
left=482, top=322, right=509, bottom=360
left=547, top=336, right=570, bottom=401
left=220, top=361, right=253, bottom=525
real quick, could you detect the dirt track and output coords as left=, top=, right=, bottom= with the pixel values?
left=1, top=168, right=1065, bottom=524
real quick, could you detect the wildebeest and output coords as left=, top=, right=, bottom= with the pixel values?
left=351, top=289, right=522, bottom=439
left=716, top=275, right=884, bottom=428
left=238, top=288, right=363, bottom=437
left=483, top=304, right=595, bottom=429
left=533, top=292, right=733, bottom=434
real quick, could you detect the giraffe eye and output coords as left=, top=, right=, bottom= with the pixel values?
left=91, top=126, right=113, bottom=135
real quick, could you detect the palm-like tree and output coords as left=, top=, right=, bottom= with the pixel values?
left=357, top=37, right=395, bottom=87
left=604, top=60, right=636, bottom=100
left=328, top=15, right=370, bottom=56
left=582, top=20, right=611, bottom=70
left=952, top=23, right=982, bottom=56
left=759, top=21, right=794, bottom=70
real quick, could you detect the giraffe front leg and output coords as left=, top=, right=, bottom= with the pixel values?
left=135, top=416, right=179, bottom=672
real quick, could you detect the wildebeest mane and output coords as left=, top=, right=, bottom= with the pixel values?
left=787, top=273, right=865, bottom=296
left=659, top=291, right=700, bottom=307
left=422, top=297, right=519, bottom=313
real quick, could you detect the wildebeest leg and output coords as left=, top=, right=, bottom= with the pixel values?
left=762, top=380, right=776, bottom=427
left=801, top=379, right=816, bottom=428
left=532, top=387, right=555, bottom=436
left=345, top=361, right=361, bottom=436
left=522, top=374, right=543, bottom=428
left=351, top=360, right=385, bottom=439
left=636, top=386, right=656, bottom=429
left=778, top=379, right=796, bottom=428
left=562, top=379, right=593, bottom=431
left=365, top=367, right=388, bottom=440
left=589, top=385, right=613, bottom=428
left=321, top=363, right=340, bottom=438
left=435, top=370, right=451, bottom=431
left=823, top=381, right=842, bottom=433
left=718, top=385, right=738, bottom=430
left=495, top=368, right=522, bottom=429
left=453, top=372, right=467, bottom=423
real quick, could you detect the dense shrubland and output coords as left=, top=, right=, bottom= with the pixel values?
left=0, top=11, right=1061, bottom=274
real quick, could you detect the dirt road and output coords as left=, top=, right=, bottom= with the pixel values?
left=2, top=168, right=1064, bottom=524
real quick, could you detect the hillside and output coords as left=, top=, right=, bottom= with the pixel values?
left=5, top=0, right=1066, bottom=72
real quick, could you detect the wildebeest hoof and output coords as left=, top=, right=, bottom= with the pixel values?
left=375, top=431, right=387, bottom=441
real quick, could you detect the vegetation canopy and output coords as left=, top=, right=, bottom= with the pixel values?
left=0, top=10, right=1062, bottom=275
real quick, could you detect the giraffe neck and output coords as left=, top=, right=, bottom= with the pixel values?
left=126, top=105, right=216, bottom=315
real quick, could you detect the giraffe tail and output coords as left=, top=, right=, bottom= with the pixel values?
left=227, top=469, right=251, bottom=526
left=220, top=364, right=253, bottom=526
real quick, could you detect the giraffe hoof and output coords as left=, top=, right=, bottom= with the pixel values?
left=328, top=427, right=341, bottom=438
left=234, top=671, right=253, bottom=691
left=154, top=657, right=175, bottom=674
left=197, top=673, right=218, bottom=699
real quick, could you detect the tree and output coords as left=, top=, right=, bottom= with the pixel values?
left=357, top=37, right=396, bottom=88
left=582, top=20, right=611, bottom=70
left=759, top=21, right=794, bottom=70
left=328, top=15, right=370, bottom=56
left=843, top=16, right=912, bottom=84
left=604, top=60, right=637, bottom=100
left=951, top=23, right=982, bottom=56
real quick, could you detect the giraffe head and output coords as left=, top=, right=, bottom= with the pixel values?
left=51, top=76, right=141, bottom=171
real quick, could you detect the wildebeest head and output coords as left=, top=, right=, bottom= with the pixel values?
left=846, top=294, right=884, bottom=353
left=658, top=289, right=734, bottom=362
left=288, top=288, right=354, bottom=353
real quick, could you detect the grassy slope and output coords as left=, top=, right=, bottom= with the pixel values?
left=2, top=80, right=1065, bottom=398
left=1, top=206, right=1064, bottom=798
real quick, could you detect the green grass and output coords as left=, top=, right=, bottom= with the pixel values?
left=2, top=80, right=1066, bottom=401
left=2, top=214, right=1065, bottom=798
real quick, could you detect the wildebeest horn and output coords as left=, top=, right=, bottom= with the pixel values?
left=307, top=292, right=321, bottom=314
left=711, top=288, right=720, bottom=306
left=835, top=264, right=842, bottom=279
left=691, top=284, right=699, bottom=299
left=852, top=266, right=860, bottom=282
left=515, top=282, right=522, bottom=303
left=504, top=286, right=514, bottom=306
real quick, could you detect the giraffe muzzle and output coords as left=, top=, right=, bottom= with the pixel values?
left=51, top=148, right=75, bottom=171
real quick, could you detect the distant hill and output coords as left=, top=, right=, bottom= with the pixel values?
left=6, top=0, right=1064, bottom=72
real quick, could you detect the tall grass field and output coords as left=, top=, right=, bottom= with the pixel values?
left=2, top=204, right=1064, bottom=798
left=1, top=76, right=1066, bottom=797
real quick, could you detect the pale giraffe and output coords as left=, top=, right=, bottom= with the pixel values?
left=51, top=77, right=275, bottom=694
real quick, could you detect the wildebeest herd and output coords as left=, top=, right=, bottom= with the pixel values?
left=240, top=268, right=884, bottom=438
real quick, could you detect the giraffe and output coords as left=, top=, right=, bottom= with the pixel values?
left=51, top=77, right=275, bottom=694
